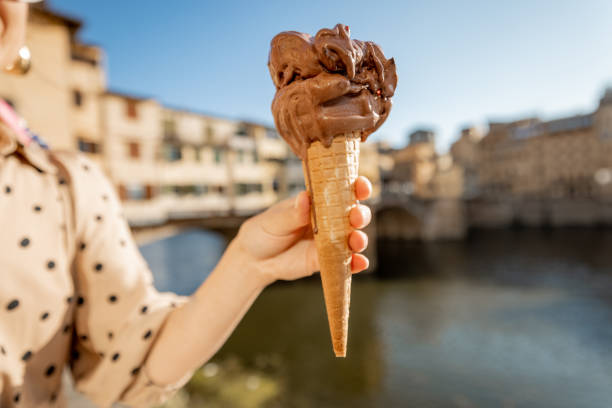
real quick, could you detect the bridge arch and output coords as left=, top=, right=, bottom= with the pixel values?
left=376, top=206, right=423, bottom=240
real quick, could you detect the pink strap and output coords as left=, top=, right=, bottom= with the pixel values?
left=0, top=99, right=31, bottom=146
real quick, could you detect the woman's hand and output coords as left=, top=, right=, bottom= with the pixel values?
left=234, top=176, right=373, bottom=286
left=149, top=176, right=373, bottom=385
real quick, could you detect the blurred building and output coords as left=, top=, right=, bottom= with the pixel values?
left=389, top=129, right=437, bottom=197
left=389, top=129, right=463, bottom=200
left=0, top=4, right=383, bottom=227
left=450, top=126, right=482, bottom=198
left=0, top=5, right=106, bottom=155
left=378, top=130, right=466, bottom=240
left=455, top=88, right=612, bottom=227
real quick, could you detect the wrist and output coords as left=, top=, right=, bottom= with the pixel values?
left=194, top=236, right=272, bottom=305
left=229, top=236, right=276, bottom=289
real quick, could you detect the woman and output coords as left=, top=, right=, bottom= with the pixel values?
left=0, top=1, right=372, bottom=407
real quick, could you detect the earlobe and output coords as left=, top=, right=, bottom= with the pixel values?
left=0, top=1, right=28, bottom=70
left=4, top=45, right=30, bottom=75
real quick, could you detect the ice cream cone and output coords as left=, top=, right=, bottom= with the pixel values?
left=302, top=131, right=360, bottom=357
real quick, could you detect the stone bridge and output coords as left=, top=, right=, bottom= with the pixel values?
left=375, top=191, right=466, bottom=241
left=130, top=191, right=467, bottom=276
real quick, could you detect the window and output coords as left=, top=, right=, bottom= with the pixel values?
left=212, top=185, right=225, bottom=194
left=118, top=185, right=127, bottom=201
left=163, top=119, right=176, bottom=139
left=73, top=90, right=83, bottom=107
left=236, top=183, right=248, bottom=196
left=266, top=128, right=279, bottom=139
left=194, top=147, right=202, bottom=162
left=205, top=125, right=214, bottom=143
left=195, top=185, right=208, bottom=195
left=125, top=100, right=138, bottom=119
left=77, top=138, right=101, bottom=154
left=173, top=185, right=197, bottom=196
left=164, top=144, right=182, bottom=162
left=236, top=125, right=248, bottom=137
left=127, top=142, right=140, bottom=159
left=235, top=183, right=263, bottom=195
left=214, top=147, right=223, bottom=163
left=125, top=184, right=146, bottom=200
left=145, top=185, right=156, bottom=199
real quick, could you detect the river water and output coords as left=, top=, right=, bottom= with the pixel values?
left=140, top=228, right=612, bottom=408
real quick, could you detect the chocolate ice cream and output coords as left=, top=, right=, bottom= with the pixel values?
left=269, top=24, right=397, bottom=160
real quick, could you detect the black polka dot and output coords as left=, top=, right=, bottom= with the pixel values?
left=4, top=185, right=11, bottom=194
left=108, top=331, right=114, bottom=340
left=95, top=214, right=103, bottom=222
left=22, top=350, right=32, bottom=361
left=66, top=296, right=73, bottom=304
left=82, top=164, right=90, bottom=171
left=41, top=311, right=50, bottom=321
left=79, top=242, right=86, bottom=251
left=50, top=393, right=57, bottom=403
left=94, top=263, right=103, bottom=272
left=79, top=335, right=88, bottom=342
left=19, top=237, right=30, bottom=248
left=1, top=345, right=6, bottom=355
left=33, top=205, right=42, bottom=212
left=99, top=352, right=105, bottom=358
left=45, top=364, right=56, bottom=377
left=140, top=305, right=148, bottom=314
left=47, top=260, right=56, bottom=270
left=111, top=352, right=120, bottom=362
left=71, top=350, right=80, bottom=361
left=76, top=296, right=85, bottom=306
left=14, top=392, right=20, bottom=403
left=131, top=367, right=141, bottom=376
left=58, top=178, right=66, bottom=185
left=108, top=295, right=118, bottom=303
left=63, top=324, right=71, bottom=334
left=143, top=330, right=152, bottom=340
left=171, top=302, right=177, bottom=308
left=6, top=299, right=19, bottom=311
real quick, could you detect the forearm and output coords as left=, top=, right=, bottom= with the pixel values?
left=146, top=239, right=267, bottom=385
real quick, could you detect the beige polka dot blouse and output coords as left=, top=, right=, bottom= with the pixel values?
left=0, top=123, right=193, bottom=407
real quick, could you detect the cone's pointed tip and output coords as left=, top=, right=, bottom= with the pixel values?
left=334, top=349, right=347, bottom=358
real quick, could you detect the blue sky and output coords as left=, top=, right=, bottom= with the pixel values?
left=52, top=0, right=612, bottom=151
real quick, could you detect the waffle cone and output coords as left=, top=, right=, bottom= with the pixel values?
left=302, top=132, right=360, bottom=357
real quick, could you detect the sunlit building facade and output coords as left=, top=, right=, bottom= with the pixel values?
left=477, top=90, right=612, bottom=201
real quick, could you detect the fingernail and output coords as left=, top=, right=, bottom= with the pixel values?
left=360, top=206, right=370, bottom=223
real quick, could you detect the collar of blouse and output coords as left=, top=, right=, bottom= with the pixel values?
left=0, top=121, right=57, bottom=174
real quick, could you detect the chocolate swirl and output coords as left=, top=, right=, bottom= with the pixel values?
left=269, top=24, right=397, bottom=160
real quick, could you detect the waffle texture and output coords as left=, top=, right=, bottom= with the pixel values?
left=303, top=132, right=360, bottom=357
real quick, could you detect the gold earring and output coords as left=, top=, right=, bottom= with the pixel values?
left=4, top=46, right=31, bottom=75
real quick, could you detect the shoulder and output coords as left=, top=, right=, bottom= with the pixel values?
left=49, top=150, right=120, bottom=215
left=50, top=150, right=98, bottom=175
left=49, top=150, right=112, bottom=189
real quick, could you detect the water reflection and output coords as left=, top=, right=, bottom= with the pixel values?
left=140, top=228, right=225, bottom=295
left=142, top=228, right=612, bottom=407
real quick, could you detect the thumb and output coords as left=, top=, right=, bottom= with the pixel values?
left=257, top=191, right=311, bottom=237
